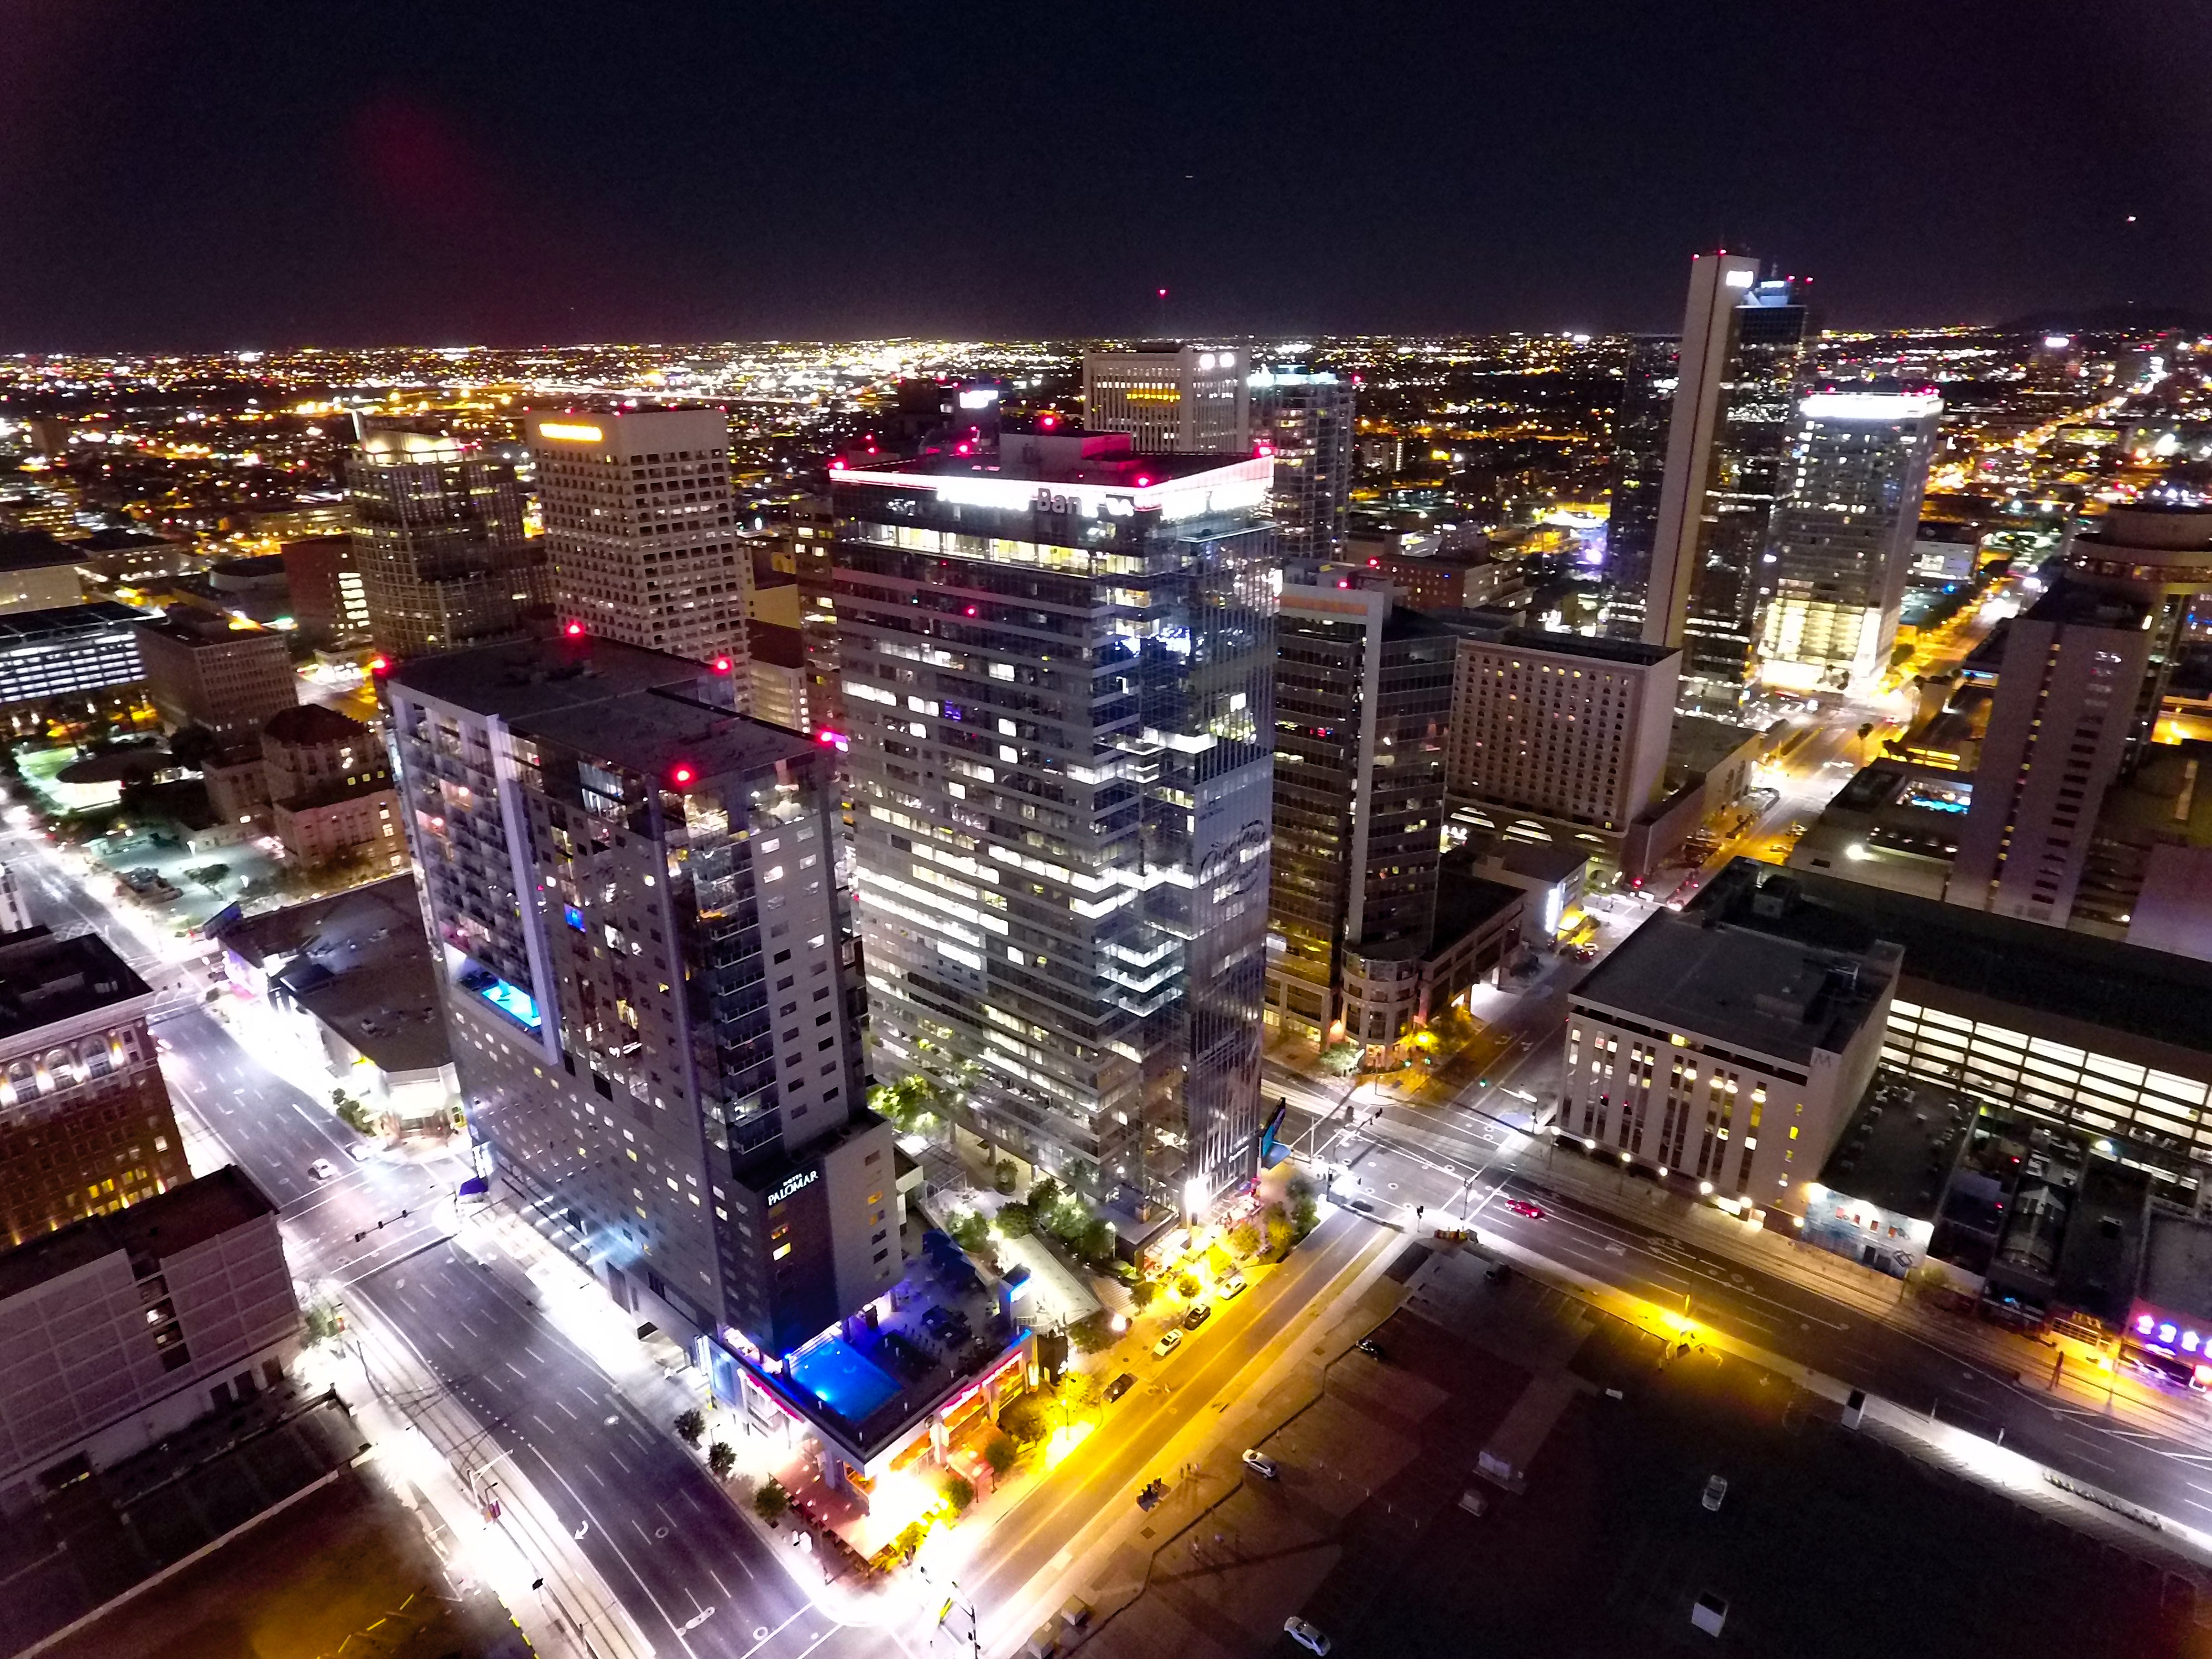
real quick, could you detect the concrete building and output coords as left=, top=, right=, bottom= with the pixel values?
left=1444, top=624, right=1679, bottom=835
left=1566, top=875, right=1899, bottom=1207
left=343, top=424, right=548, bottom=658
left=1342, top=540, right=1524, bottom=612
left=1266, top=585, right=1455, bottom=1050
left=1640, top=255, right=1812, bottom=708
left=526, top=408, right=751, bottom=678
left=132, top=606, right=296, bottom=749
left=1758, top=391, right=1943, bottom=692
left=0, top=601, right=150, bottom=739
left=385, top=634, right=894, bottom=1360
left=0, top=928, right=190, bottom=1247
left=0, top=531, right=86, bottom=614
left=0, top=1165, right=299, bottom=1508
left=279, top=534, right=371, bottom=647
left=1082, top=345, right=1250, bottom=454
left=746, top=619, right=811, bottom=735
left=1604, top=335, right=1679, bottom=639
left=1249, top=367, right=1354, bottom=565
left=831, top=427, right=1276, bottom=1222
left=1788, top=760, right=1970, bottom=901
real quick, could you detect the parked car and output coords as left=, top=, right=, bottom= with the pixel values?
left=1702, top=1474, right=1729, bottom=1512
left=309, top=1157, right=338, bottom=1181
left=1283, top=1616, right=1332, bottom=1655
left=1153, top=1329, right=1183, bottom=1359
left=1217, top=1272, right=1247, bottom=1300
left=1241, top=1448, right=1279, bottom=1479
left=1103, top=1372, right=1137, bottom=1404
left=1183, top=1303, right=1212, bottom=1332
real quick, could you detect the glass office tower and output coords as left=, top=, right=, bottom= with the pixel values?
left=832, top=428, right=1276, bottom=1222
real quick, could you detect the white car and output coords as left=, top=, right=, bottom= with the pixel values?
left=1152, top=1328, right=1183, bottom=1359
left=1283, top=1616, right=1331, bottom=1655
left=1217, top=1272, right=1247, bottom=1300
left=345, top=1142, right=377, bottom=1164
left=1702, top=1474, right=1729, bottom=1511
left=1241, top=1448, right=1278, bottom=1479
left=309, top=1158, right=339, bottom=1182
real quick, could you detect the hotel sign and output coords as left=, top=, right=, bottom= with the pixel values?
left=767, top=1168, right=818, bottom=1207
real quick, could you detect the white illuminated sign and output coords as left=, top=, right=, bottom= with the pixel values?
left=957, top=389, right=999, bottom=410
left=536, top=421, right=604, bottom=442
left=767, top=1168, right=818, bottom=1206
left=834, top=455, right=1272, bottom=524
left=1723, top=269, right=1756, bottom=289
left=1798, top=392, right=1943, bottom=422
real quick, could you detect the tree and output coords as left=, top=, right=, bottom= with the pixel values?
left=1205, top=1245, right=1233, bottom=1277
left=983, top=1434, right=1019, bottom=1477
left=674, top=1407, right=705, bottom=1447
left=1176, top=1272, right=1201, bottom=1298
left=940, top=1472, right=975, bottom=1514
left=1068, top=1311, right=1118, bottom=1354
left=999, top=1393, right=1052, bottom=1447
left=188, top=862, right=229, bottom=889
left=1265, top=1206, right=1294, bottom=1260
left=1291, top=1194, right=1321, bottom=1241
left=1078, top=1217, right=1117, bottom=1268
left=304, top=1298, right=342, bottom=1345
left=168, top=724, right=223, bottom=772
left=755, top=1477, right=790, bottom=1522
left=1130, top=1278, right=1160, bottom=1311
left=1061, top=1371, right=1098, bottom=1410
left=708, top=1441, right=737, bottom=1480
left=1027, top=1173, right=1062, bottom=1213
left=994, top=1201, right=1034, bottom=1239
left=948, top=1210, right=991, bottom=1255
left=994, top=1160, right=1019, bottom=1194
left=1319, top=1039, right=1364, bottom=1077
left=868, top=1073, right=944, bottom=1135
left=1227, top=1221, right=1260, bottom=1259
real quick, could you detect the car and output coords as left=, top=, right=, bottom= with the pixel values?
left=1217, top=1272, right=1247, bottom=1300
left=309, top=1157, right=338, bottom=1181
left=1283, top=1616, right=1332, bottom=1655
left=345, top=1142, right=377, bottom=1163
left=155, top=1035, right=174, bottom=1055
left=1354, top=1337, right=1384, bottom=1360
left=1103, top=1372, right=1137, bottom=1404
left=1502, top=1197, right=1546, bottom=1220
left=1702, top=1474, right=1729, bottom=1511
left=1183, top=1303, right=1212, bottom=1332
left=1152, top=1329, right=1183, bottom=1359
left=1241, top=1448, right=1279, bottom=1479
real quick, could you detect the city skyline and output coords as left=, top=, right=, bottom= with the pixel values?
left=2, top=2, right=2205, bottom=350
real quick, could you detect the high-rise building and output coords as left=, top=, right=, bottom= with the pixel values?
left=1248, top=367, right=1355, bottom=568
left=1266, top=585, right=1454, bottom=1046
left=1604, top=335, right=1679, bottom=638
left=1641, top=255, right=1812, bottom=707
left=279, top=534, right=372, bottom=648
left=1758, top=391, right=1942, bottom=692
left=1083, top=345, right=1250, bottom=454
left=342, top=424, right=548, bottom=658
left=525, top=408, right=751, bottom=679
left=385, top=634, right=891, bottom=1358
left=132, top=606, right=295, bottom=748
left=831, top=427, right=1276, bottom=1221
left=0, top=927, right=190, bottom=1246
left=1949, top=507, right=2212, bottom=925
left=1444, top=625, right=1681, bottom=834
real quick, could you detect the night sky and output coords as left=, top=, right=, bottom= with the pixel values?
left=2, top=1, right=2205, bottom=351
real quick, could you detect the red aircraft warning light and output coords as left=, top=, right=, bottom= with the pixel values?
left=564, top=620, right=585, bottom=638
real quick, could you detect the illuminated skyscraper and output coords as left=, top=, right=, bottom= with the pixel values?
left=343, top=423, right=549, bottom=658
left=1083, top=345, right=1250, bottom=453
left=1249, top=367, right=1355, bottom=568
left=1641, top=254, right=1812, bottom=708
left=1604, top=335, right=1678, bottom=639
left=1758, top=390, right=1942, bottom=692
left=525, top=408, right=751, bottom=683
left=831, top=426, right=1275, bottom=1222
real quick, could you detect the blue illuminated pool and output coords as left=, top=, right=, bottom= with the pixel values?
left=789, top=1338, right=900, bottom=1422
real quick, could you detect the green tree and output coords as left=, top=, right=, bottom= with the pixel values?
left=674, top=1407, right=705, bottom=1447
left=998, top=1394, right=1052, bottom=1447
left=1205, top=1245, right=1233, bottom=1277
left=304, top=1298, right=342, bottom=1345
left=994, top=1160, right=1019, bottom=1194
left=1227, top=1220, right=1260, bottom=1259
left=948, top=1210, right=991, bottom=1255
left=1068, top=1312, right=1118, bottom=1354
left=1078, top=1217, right=1117, bottom=1267
left=1265, top=1206, right=1294, bottom=1259
left=994, top=1201, right=1034, bottom=1239
left=868, top=1073, right=945, bottom=1135
left=708, top=1441, right=737, bottom=1480
left=1176, top=1272, right=1201, bottom=1298
left=1027, top=1173, right=1062, bottom=1213
left=1318, top=1039, right=1364, bottom=1076
left=1130, top=1278, right=1160, bottom=1311
left=755, top=1477, right=790, bottom=1522
left=1291, top=1194, right=1320, bottom=1241
left=941, top=1472, right=975, bottom=1513
left=983, top=1433, right=1019, bottom=1477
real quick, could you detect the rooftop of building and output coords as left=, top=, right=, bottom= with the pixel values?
left=1482, top=838, right=1590, bottom=886
left=747, top=619, right=805, bottom=670
left=1817, top=1069, right=1976, bottom=1223
left=1431, top=612, right=1681, bottom=669
left=2022, top=580, right=2152, bottom=630
left=0, top=1164, right=276, bottom=1303
left=382, top=632, right=710, bottom=722
left=0, top=599, right=150, bottom=644
left=1667, top=713, right=1764, bottom=779
left=834, top=428, right=1258, bottom=489
left=0, top=530, right=89, bottom=572
left=132, top=604, right=283, bottom=648
left=263, top=702, right=371, bottom=749
left=210, top=877, right=448, bottom=1076
left=1576, top=903, right=1898, bottom=1066
left=519, top=688, right=823, bottom=782
left=2095, top=740, right=2212, bottom=846
left=0, top=927, right=151, bottom=1044
left=2140, top=1212, right=2212, bottom=1324
left=1687, top=859, right=2212, bottom=1057
left=1428, top=865, right=1532, bottom=956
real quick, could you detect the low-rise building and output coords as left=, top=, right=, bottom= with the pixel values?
left=1788, top=761, right=1971, bottom=901
left=0, top=928, right=190, bottom=1247
left=0, top=601, right=152, bottom=739
left=0, top=531, right=87, bottom=614
left=133, top=606, right=296, bottom=749
left=260, top=705, right=401, bottom=869
left=0, top=1165, right=300, bottom=1507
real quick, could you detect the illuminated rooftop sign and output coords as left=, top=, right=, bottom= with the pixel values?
left=768, top=1167, right=818, bottom=1206
left=536, top=421, right=605, bottom=443
left=1799, top=392, right=1943, bottom=422
left=834, top=453, right=1271, bottom=525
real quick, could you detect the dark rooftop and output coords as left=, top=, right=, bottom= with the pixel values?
left=1687, top=859, right=2212, bottom=1059
left=0, top=1165, right=276, bottom=1302
left=519, top=690, right=820, bottom=782
left=0, top=530, right=87, bottom=573
left=1429, top=611, right=1681, bottom=669
left=0, top=600, right=149, bottom=644
left=132, top=606, right=285, bottom=649
left=263, top=703, right=371, bottom=748
left=747, top=620, right=805, bottom=671
left=1818, top=1070, right=1976, bottom=1223
left=383, top=632, right=707, bottom=723
left=1431, top=863, right=1529, bottom=955
left=0, top=927, right=151, bottom=1043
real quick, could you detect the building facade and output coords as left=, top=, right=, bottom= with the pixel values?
left=1266, top=585, right=1454, bottom=1047
left=831, top=429, right=1276, bottom=1220
left=132, top=607, right=296, bottom=748
left=279, top=534, right=372, bottom=647
left=1083, top=346, right=1251, bottom=454
left=1444, top=627, right=1679, bottom=834
left=1605, top=334, right=1679, bottom=639
left=1249, top=367, right=1355, bottom=567
left=0, top=533, right=86, bottom=614
left=526, top=408, right=752, bottom=679
left=0, top=928, right=190, bottom=1248
left=0, top=1166, right=299, bottom=1506
left=343, top=425, right=548, bottom=658
left=386, top=635, right=893, bottom=1359
left=0, top=601, right=150, bottom=739
left=1641, top=255, right=1812, bottom=708
left=1759, top=391, right=1942, bottom=692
